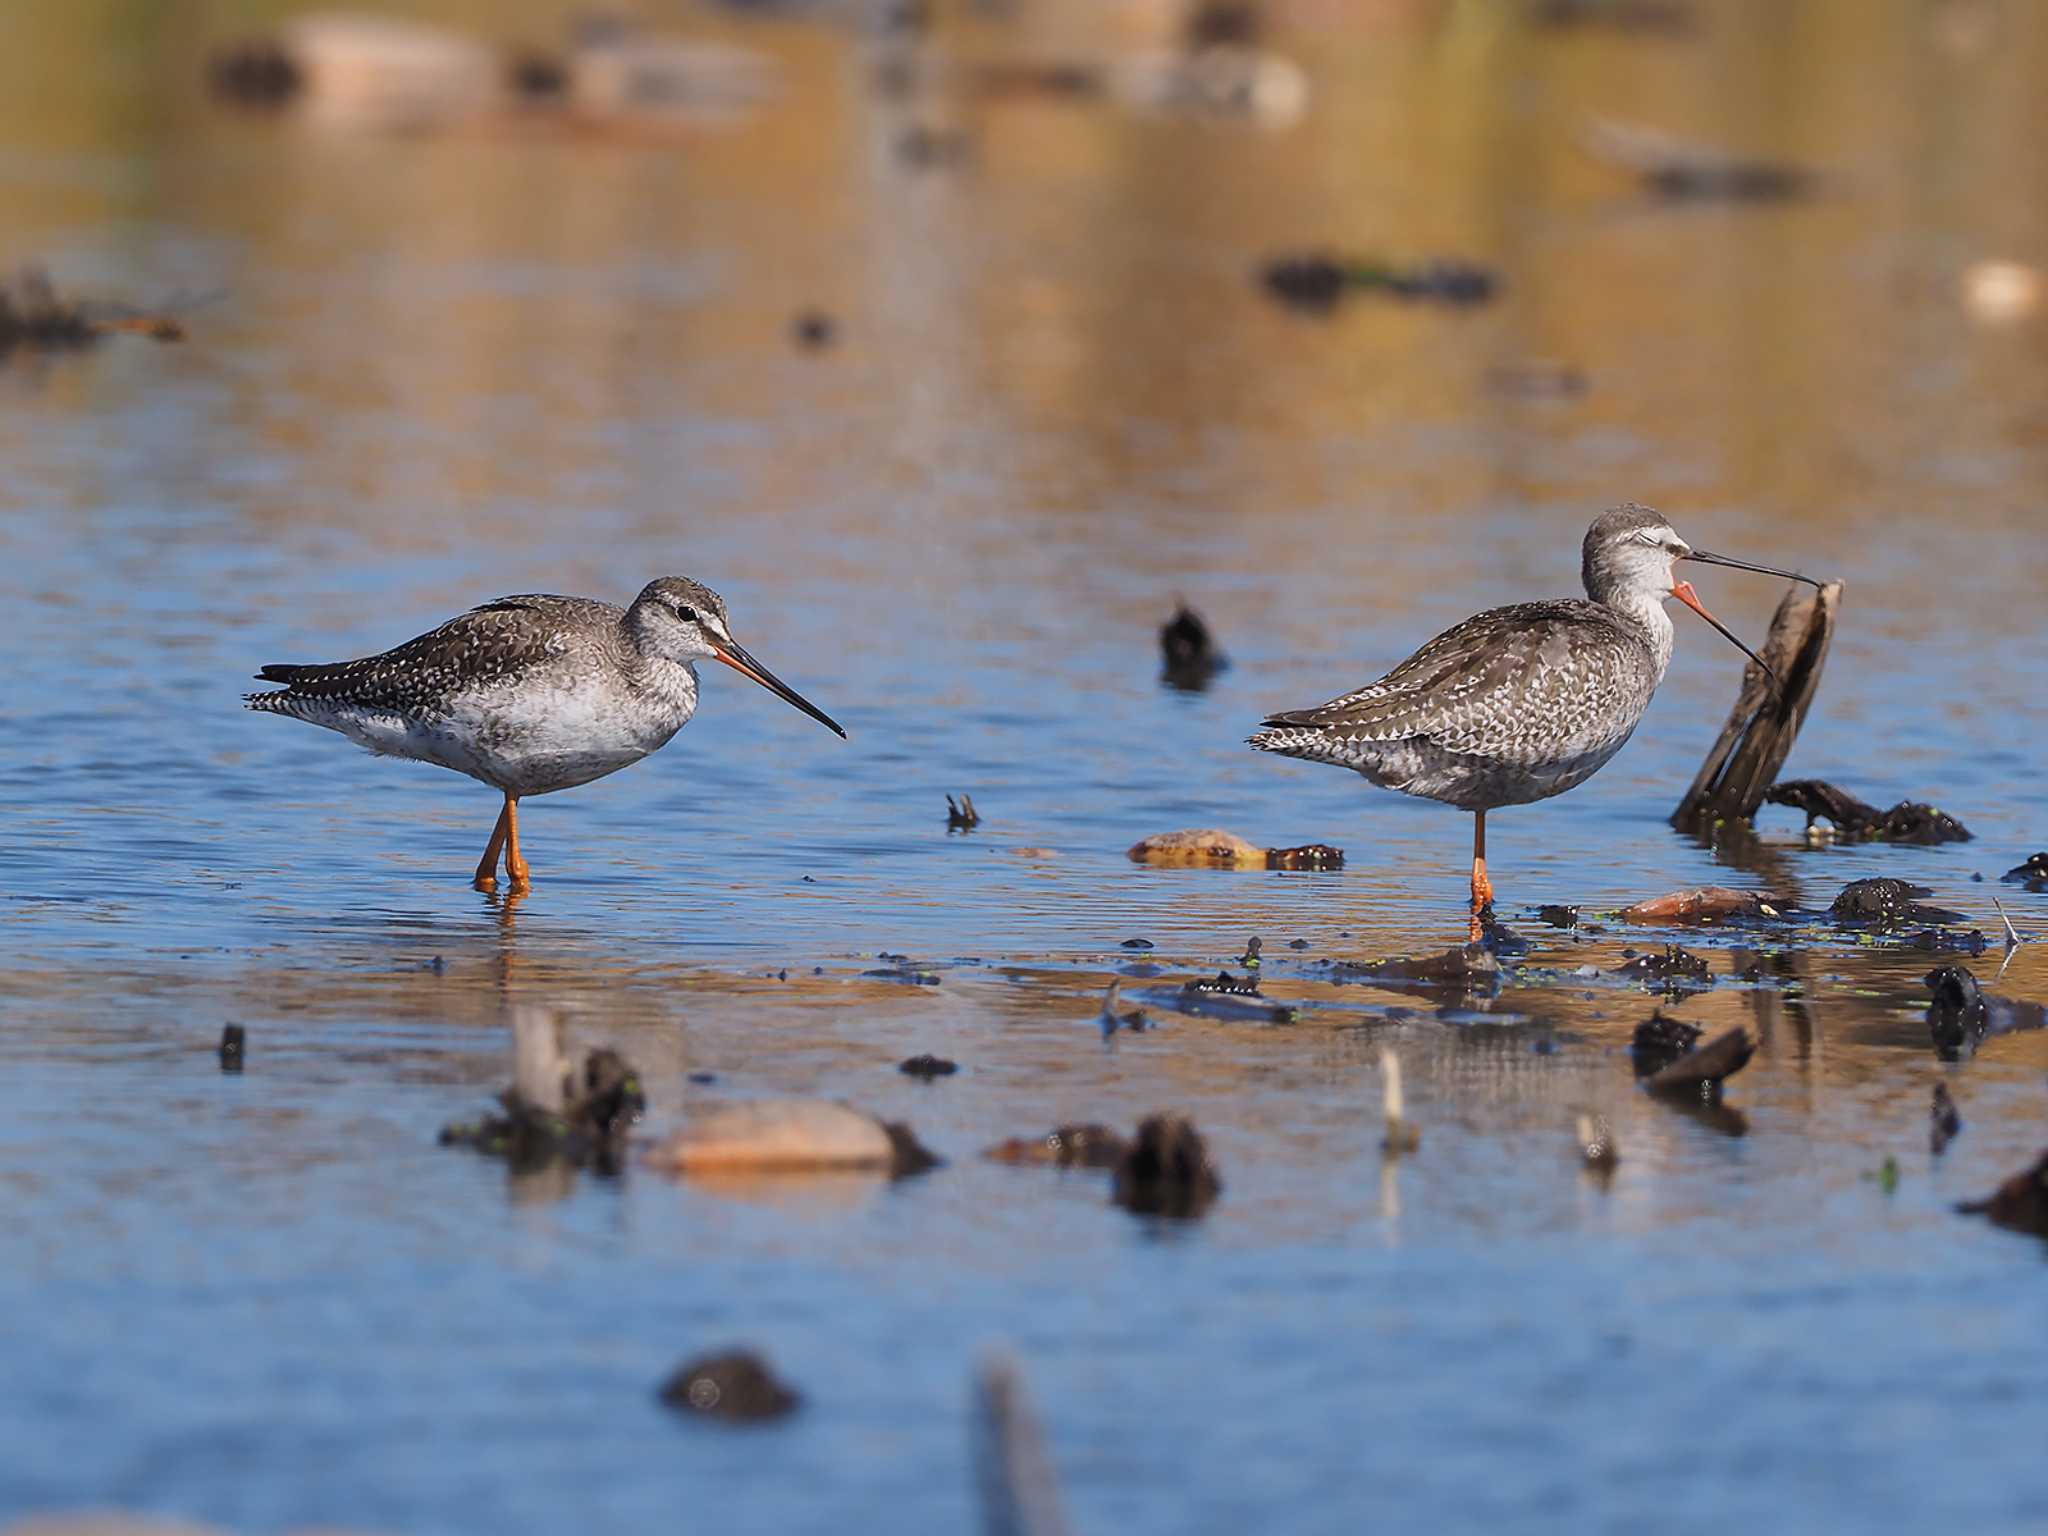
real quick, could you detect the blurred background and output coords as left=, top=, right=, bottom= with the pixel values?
left=3, top=3, right=2047, bottom=1534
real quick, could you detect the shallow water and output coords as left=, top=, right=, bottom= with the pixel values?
left=3, top=2, right=2048, bottom=1531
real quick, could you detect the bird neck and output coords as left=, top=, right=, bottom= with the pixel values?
left=615, top=614, right=701, bottom=722
left=1600, top=589, right=1675, bottom=681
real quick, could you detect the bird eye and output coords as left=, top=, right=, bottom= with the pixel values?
left=675, top=604, right=697, bottom=622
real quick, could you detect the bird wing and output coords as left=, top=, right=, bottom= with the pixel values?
left=1257, top=601, right=1649, bottom=756
left=250, top=594, right=615, bottom=716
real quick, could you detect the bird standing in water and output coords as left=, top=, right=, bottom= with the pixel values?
left=246, top=578, right=844, bottom=891
left=1250, top=505, right=1819, bottom=942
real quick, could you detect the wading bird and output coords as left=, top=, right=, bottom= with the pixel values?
left=1250, top=504, right=1819, bottom=941
left=247, top=578, right=844, bottom=890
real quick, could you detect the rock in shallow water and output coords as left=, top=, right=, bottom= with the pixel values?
left=1113, top=1113, right=1221, bottom=1218
left=644, top=1099, right=939, bottom=1177
left=658, top=1350, right=800, bottom=1422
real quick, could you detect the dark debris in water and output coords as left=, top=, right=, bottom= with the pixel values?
left=898, top=1053, right=958, bottom=1079
left=1337, top=944, right=1502, bottom=992
left=1930, top=1082, right=1963, bottom=1155
left=983, top=1123, right=1128, bottom=1169
left=658, top=1350, right=800, bottom=1422
left=1537, top=904, right=1581, bottom=929
left=1958, top=1150, right=2048, bottom=1240
left=0, top=266, right=186, bottom=356
left=1630, top=1011, right=1702, bottom=1076
left=1160, top=603, right=1227, bottom=690
left=1925, top=966, right=2048, bottom=1061
left=945, top=793, right=980, bottom=831
left=2002, top=853, right=2048, bottom=889
left=440, top=1044, right=646, bottom=1176
left=1267, top=843, right=1344, bottom=870
left=217, top=1024, right=245, bottom=1073
left=1477, top=909, right=1529, bottom=957
left=1765, top=779, right=1972, bottom=845
left=1830, top=879, right=1966, bottom=929
left=1162, top=971, right=1296, bottom=1024
left=1113, top=1113, right=1221, bottom=1219
left=1260, top=253, right=1498, bottom=313
left=1642, top=1025, right=1755, bottom=1097
left=1614, top=944, right=1713, bottom=991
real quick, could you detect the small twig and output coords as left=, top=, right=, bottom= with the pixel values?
left=1380, top=1047, right=1420, bottom=1154
left=1993, top=896, right=2022, bottom=949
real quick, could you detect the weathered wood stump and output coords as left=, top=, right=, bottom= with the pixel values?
left=1671, top=580, right=1841, bottom=832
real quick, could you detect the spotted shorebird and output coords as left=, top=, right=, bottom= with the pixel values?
left=246, top=578, right=844, bottom=890
left=1250, top=505, right=1819, bottom=941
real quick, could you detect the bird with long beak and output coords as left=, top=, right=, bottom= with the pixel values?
left=1250, top=504, right=1821, bottom=941
left=246, top=577, right=844, bottom=891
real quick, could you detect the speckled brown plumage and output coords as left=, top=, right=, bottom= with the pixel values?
left=248, top=594, right=634, bottom=718
left=1250, top=599, right=1662, bottom=810
left=244, top=576, right=843, bottom=890
left=1248, top=504, right=1796, bottom=940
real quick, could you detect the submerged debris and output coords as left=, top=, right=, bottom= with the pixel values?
left=1127, top=828, right=1264, bottom=868
left=1615, top=944, right=1714, bottom=988
left=439, top=1007, right=645, bottom=1174
left=1671, top=579, right=1839, bottom=833
left=1379, top=1049, right=1420, bottom=1156
left=1957, top=1150, right=2048, bottom=1240
left=218, top=1024, right=246, bottom=1073
left=1268, top=843, right=1344, bottom=870
left=1259, top=253, right=1497, bottom=314
left=974, top=1354, right=1073, bottom=1536
left=1764, top=780, right=1972, bottom=845
left=790, top=309, right=837, bottom=350
left=983, top=1123, right=1127, bottom=1169
left=1112, top=1113, right=1222, bottom=1218
left=1583, top=117, right=1817, bottom=201
left=1930, top=1082, right=1963, bottom=1155
left=1831, top=879, right=1966, bottom=928
left=644, top=1098, right=939, bottom=1178
left=1630, top=1011, right=1702, bottom=1075
left=1098, top=978, right=1149, bottom=1037
left=658, top=1350, right=800, bottom=1422
left=1577, top=1114, right=1620, bottom=1173
left=1924, top=966, right=2048, bottom=1060
left=1537, top=904, right=1581, bottom=929
left=0, top=267, right=185, bottom=357
left=1160, top=603, right=1227, bottom=690
left=1343, top=944, right=1503, bottom=992
left=1476, top=909, right=1529, bottom=957
left=1164, top=970, right=1296, bottom=1024
left=1638, top=1028, right=1753, bottom=1097
left=946, top=793, right=980, bottom=831
left=898, top=1053, right=958, bottom=1080
left=1619, top=886, right=1781, bottom=923
left=2002, top=853, right=2048, bottom=889
left=1125, top=829, right=1342, bottom=872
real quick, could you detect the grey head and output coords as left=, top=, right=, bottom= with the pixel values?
left=1581, top=503, right=1691, bottom=608
left=1581, top=502, right=1823, bottom=684
left=626, top=576, right=846, bottom=738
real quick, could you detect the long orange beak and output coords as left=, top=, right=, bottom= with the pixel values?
left=712, top=640, right=847, bottom=738
left=1671, top=580, right=1779, bottom=690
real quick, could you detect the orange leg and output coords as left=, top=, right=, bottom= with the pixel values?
left=1468, top=809, right=1495, bottom=943
left=474, top=798, right=511, bottom=890
left=503, top=795, right=530, bottom=890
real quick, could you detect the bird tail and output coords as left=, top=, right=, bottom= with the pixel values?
left=245, top=663, right=312, bottom=713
